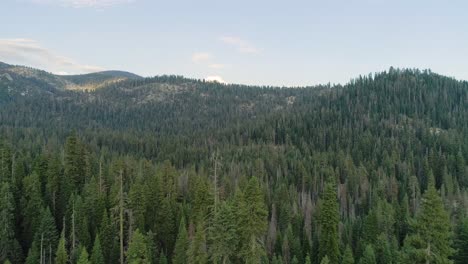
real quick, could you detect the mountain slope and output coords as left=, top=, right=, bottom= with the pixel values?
left=0, top=63, right=467, bottom=264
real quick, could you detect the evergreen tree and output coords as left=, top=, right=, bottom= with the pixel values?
left=342, top=245, right=355, bottom=264
left=187, top=221, right=208, bottom=264
left=208, top=202, right=237, bottom=263
left=0, top=182, right=22, bottom=264
left=77, top=246, right=90, bottom=264
left=454, top=218, right=468, bottom=264
left=173, top=215, right=189, bottom=264
left=318, top=182, right=340, bottom=264
left=158, top=251, right=167, bottom=264
left=34, top=207, right=58, bottom=264
left=99, top=210, right=114, bottom=264
left=55, top=229, right=68, bottom=264
left=359, top=245, right=376, bottom=264
left=126, top=229, right=150, bottom=264
left=91, top=234, right=105, bottom=264
left=21, top=172, right=44, bottom=246
left=25, top=241, right=39, bottom=264
left=400, top=176, right=454, bottom=263
left=320, top=255, right=330, bottom=264
left=236, top=177, right=268, bottom=263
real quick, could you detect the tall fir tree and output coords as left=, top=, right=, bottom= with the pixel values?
left=187, top=221, right=208, bottom=264
left=77, top=246, right=90, bottom=264
left=400, top=175, right=454, bottom=263
left=208, top=201, right=238, bottom=263
left=342, top=245, right=355, bottom=264
left=0, top=182, right=22, bottom=264
left=55, top=229, right=68, bottom=264
left=236, top=177, right=268, bottom=263
left=359, top=245, right=376, bottom=264
left=318, top=182, right=340, bottom=264
left=126, top=229, right=150, bottom=264
left=172, top=215, right=189, bottom=264
left=454, top=218, right=468, bottom=264
left=91, top=234, right=105, bottom=264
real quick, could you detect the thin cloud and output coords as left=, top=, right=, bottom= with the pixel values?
left=30, top=0, right=134, bottom=8
left=205, top=75, right=226, bottom=84
left=209, top=63, right=225, bottom=69
left=192, top=52, right=213, bottom=63
left=0, top=38, right=104, bottom=74
left=220, top=36, right=259, bottom=54
left=191, top=52, right=225, bottom=69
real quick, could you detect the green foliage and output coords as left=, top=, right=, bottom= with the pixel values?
left=0, top=182, right=22, bottom=264
left=236, top=177, right=268, bottom=263
left=400, top=176, right=454, bottom=263
left=77, top=246, right=90, bottom=264
left=342, top=245, right=355, bottom=264
left=158, top=251, right=167, bottom=264
left=454, top=218, right=468, bottom=264
left=55, top=230, right=68, bottom=264
left=187, top=221, right=208, bottom=264
left=91, top=234, right=105, bottom=264
left=0, top=67, right=467, bottom=264
left=172, top=215, right=189, bottom=264
left=127, top=229, right=150, bottom=264
left=319, top=182, right=340, bottom=263
left=208, top=202, right=237, bottom=263
left=359, top=245, right=376, bottom=264
left=320, top=255, right=330, bottom=264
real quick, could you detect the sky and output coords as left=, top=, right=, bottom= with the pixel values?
left=0, top=0, right=467, bottom=86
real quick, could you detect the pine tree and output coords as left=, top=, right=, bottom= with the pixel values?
left=21, top=172, right=44, bottom=246
left=208, top=201, right=237, bottom=263
left=158, top=251, right=167, bottom=264
left=77, top=247, right=90, bottom=264
left=34, top=207, right=58, bottom=264
left=305, top=254, right=311, bottom=264
left=342, top=245, right=355, bottom=264
left=454, top=218, right=468, bottom=264
left=55, top=229, right=68, bottom=264
left=25, top=241, right=39, bottom=264
left=359, top=245, right=376, bottom=264
left=400, top=175, right=454, bottom=263
left=126, top=229, right=150, bottom=264
left=318, top=182, right=340, bottom=264
left=91, top=234, right=105, bottom=264
left=187, top=221, right=208, bottom=264
left=99, top=210, right=114, bottom=264
left=236, top=177, right=268, bottom=263
left=0, top=182, right=22, bottom=264
left=173, top=215, right=189, bottom=264
left=320, top=255, right=330, bottom=264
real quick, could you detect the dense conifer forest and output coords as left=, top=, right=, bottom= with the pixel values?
left=0, top=62, right=467, bottom=264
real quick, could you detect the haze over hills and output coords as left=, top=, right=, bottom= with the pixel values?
left=0, top=61, right=467, bottom=264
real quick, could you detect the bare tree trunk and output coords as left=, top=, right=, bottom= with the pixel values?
left=40, top=233, right=44, bottom=264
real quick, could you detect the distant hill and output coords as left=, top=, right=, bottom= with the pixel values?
left=0, top=61, right=142, bottom=94
left=0, top=62, right=467, bottom=264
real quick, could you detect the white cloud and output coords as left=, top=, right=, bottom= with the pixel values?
left=205, top=75, right=226, bottom=84
left=220, top=36, right=259, bottom=54
left=30, top=0, right=134, bottom=8
left=192, top=52, right=225, bottom=69
left=192, top=52, right=213, bottom=63
left=0, top=38, right=104, bottom=74
left=209, top=63, right=225, bottom=69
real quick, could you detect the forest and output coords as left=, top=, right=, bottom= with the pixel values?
left=0, top=63, right=467, bottom=264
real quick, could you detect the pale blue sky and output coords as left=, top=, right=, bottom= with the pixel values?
left=1, top=0, right=467, bottom=86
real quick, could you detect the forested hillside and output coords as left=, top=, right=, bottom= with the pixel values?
left=0, top=62, right=467, bottom=264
